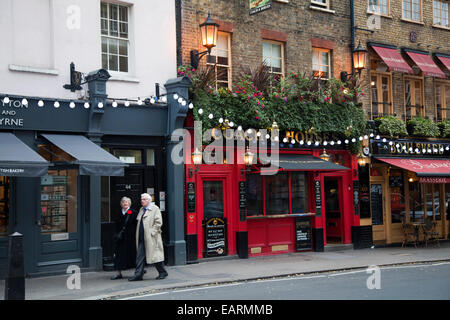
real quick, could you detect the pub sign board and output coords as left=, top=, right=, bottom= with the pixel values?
left=203, top=217, right=227, bottom=257
left=187, top=182, right=195, bottom=213
left=295, top=217, right=312, bottom=251
left=249, top=0, right=272, bottom=15
left=239, top=181, right=247, bottom=222
left=314, top=180, right=322, bottom=217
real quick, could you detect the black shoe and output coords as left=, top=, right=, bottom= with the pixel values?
left=128, top=275, right=143, bottom=281
left=155, top=273, right=168, bottom=280
left=111, top=274, right=123, bottom=280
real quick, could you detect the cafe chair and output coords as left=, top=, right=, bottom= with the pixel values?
left=401, top=216, right=417, bottom=248
left=423, top=218, right=440, bottom=248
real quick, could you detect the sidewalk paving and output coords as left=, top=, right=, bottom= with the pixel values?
left=1, top=242, right=449, bottom=300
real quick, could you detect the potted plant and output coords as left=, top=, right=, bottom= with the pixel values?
left=376, top=115, right=408, bottom=138
left=407, top=117, right=440, bottom=138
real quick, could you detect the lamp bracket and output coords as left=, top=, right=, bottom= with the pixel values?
left=190, top=49, right=211, bottom=69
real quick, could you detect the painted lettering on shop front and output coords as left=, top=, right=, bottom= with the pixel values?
left=389, top=141, right=445, bottom=155
left=1, top=98, right=27, bottom=127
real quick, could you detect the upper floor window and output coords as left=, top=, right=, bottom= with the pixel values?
left=433, top=0, right=449, bottom=28
left=368, top=0, right=389, bottom=15
left=436, top=82, right=450, bottom=122
left=370, top=72, right=392, bottom=119
left=101, top=2, right=129, bottom=73
left=312, top=48, right=331, bottom=79
left=262, top=41, right=284, bottom=77
left=207, top=32, right=232, bottom=89
left=311, top=0, right=330, bottom=10
left=403, top=0, right=422, bottom=22
left=404, top=77, right=424, bottom=120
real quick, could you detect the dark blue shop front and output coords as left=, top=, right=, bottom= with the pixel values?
left=0, top=71, right=190, bottom=277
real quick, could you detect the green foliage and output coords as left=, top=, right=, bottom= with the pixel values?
left=438, top=120, right=450, bottom=138
left=182, top=65, right=367, bottom=154
left=376, top=115, right=408, bottom=137
left=407, top=117, right=440, bottom=137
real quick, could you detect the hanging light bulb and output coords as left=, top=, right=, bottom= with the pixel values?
left=69, top=101, right=75, bottom=109
left=208, top=113, right=213, bottom=119
left=150, top=97, right=156, bottom=104
left=3, top=96, right=10, bottom=104
left=124, top=101, right=130, bottom=107
left=198, top=108, right=203, bottom=115
left=337, top=140, right=342, bottom=145
left=300, top=140, right=304, bottom=145
left=161, top=96, right=167, bottom=103
left=84, top=102, right=90, bottom=109
left=173, top=93, right=179, bottom=100
left=112, top=100, right=118, bottom=108
left=189, top=103, right=194, bottom=109
left=98, top=102, right=104, bottom=108
left=38, top=100, right=44, bottom=107
left=21, top=98, right=28, bottom=106
left=137, top=98, right=143, bottom=105
left=54, top=101, right=60, bottom=108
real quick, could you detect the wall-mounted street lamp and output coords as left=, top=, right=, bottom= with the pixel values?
left=341, top=41, right=368, bottom=82
left=357, top=152, right=369, bottom=166
left=189, top=148, right=203, bottom=178
left=190, top=13, right=219, bottom=69
left=241, top=146, right=255, bottom=177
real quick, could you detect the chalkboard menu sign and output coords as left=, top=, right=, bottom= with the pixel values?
left=187, top=182, right=195, bottom=212
left=371, top=184, right=383, bottom=225
left=295, top=217, right=312, bottom=251
left=238, top=181, right=246, bottom=222
left=204, top=217, right=227, bottom=257
left=314, top=180, right=322, bottom=217
left=359, top=164, right=371, bottom=219
left=389, top=176, right=403, bottom=187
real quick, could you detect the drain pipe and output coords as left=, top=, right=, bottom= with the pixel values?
left=350, top=0, right=355, bottom=71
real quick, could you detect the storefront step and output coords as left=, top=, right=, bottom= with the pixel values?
left=324, top=244, right=354, bottom=252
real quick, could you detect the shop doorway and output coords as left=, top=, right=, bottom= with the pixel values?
left=324, top=178, right=343, bottom=243
left=110, top=168, right=145, bottom=213
left=370, top=179, right=388, bottom=244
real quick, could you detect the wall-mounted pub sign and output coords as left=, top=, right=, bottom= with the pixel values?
left=295, top=217, right=312, bottom=251
left=250, top=0, right=272, bottom=15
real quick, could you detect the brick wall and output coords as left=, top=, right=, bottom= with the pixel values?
left=180, top=0, right=353, bottom=86
left=353, top=0, right=450, bottom=121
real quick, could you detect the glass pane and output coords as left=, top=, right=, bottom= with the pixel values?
left=203, top=181, right=224, bottom=219
left=272, top=44, right=282, bottom=59
left=247, top=174, right=263, bottom=216
left=0, top=176, right=10, bottom=237
left=119, top=23, right=128, bottom=39
left=101, top=19, right=108, bottom=35
left=109, top=38, right=118, bottom=54
left=101, top=2, right=108, bottom=18
left=291, top=172, right=308, bottom=213
left=119, top=56, right=128, bottom=73
left=110, top=20, right=118, bottom=37
left=217, top=55, right=228, bottom=66
left=102, top=54, right=108, bottom=69
left=371, top=184, right=384, bottom=225
left=118, top=39, right=127, bottom=56
left=110, top=4, right=118, bottom=20
left=446, top=184, right=450, bottom=221
left=321, top=51, right=329, bottom=65
left=206, top=54, right=216, bottom=64
left=405, top=81, right=412, bottom=118
left=265, top=173, right=289, bottom=215
left=119, top=6, right=128, bottom=22
left=112, top=149, right=142, bottom=164
left=262, top=42, right=271, bottom=59
left=409, top=181, right=424, bottom=223
left=272, top=57, right=282, bottom=69
left=389, top=170, right=405, bottom=223
left=101, top=37, right=108, bottom=53
left=436, top=84, right=443, bottom=121
left=434, top=185, right=441, bottom=221
left=109, top=55, right=118, bottom=71
left=217, top=34, right=228, bottom=51
left=217, top=66, right=228, bottom=81
left=146, top=149, right=155, bottom=166
left=371, top=76, right=379, bottom=117
left=41, top=169, right=78, bottom=233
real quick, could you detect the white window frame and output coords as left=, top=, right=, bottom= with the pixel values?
left=101, top=2, right=130, bottom=74
left=311, top=0, right=330, bottom=10
left=368, top=0, right=390, bottom=16
left=433, top=0, right=449, bottom=28
left=312, top=47, right=331, bottom=80
left=207, top=32, right=232, bottom=90
left=402, top=0, right=423, bottom=23
left=262, top=40, right=285, bottom=78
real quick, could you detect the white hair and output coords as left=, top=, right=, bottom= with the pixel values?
left=120, top=196, right=132, bottom=206
left=141, top=193, right=152, bottom=201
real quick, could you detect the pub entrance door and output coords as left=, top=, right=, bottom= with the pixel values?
left=199, top=175, right=233, bottom=259
left=324, top=178, right=344, bottom=244
left=370, top=177, right=389, bottom=244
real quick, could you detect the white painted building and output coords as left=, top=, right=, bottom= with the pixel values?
left=0, top=0, right=177, bottom=101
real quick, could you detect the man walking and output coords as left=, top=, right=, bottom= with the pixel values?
left=129, top=193, right=168, bottom=281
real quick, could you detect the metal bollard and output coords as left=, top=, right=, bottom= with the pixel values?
left=4, top=232, right=25, bottom=300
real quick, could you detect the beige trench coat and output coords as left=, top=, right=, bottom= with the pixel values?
left=135, top=203, right=164, bottom=264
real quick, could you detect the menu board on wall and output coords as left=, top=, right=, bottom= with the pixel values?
left=187, top=182, right=195, bottom=213
left=314, top=180, right=322, bottom=217
left=204, top=217, right=227, bottom=257
left=295, top=217, right=312, bottom=251
left=238, top=181, right=247, bottom=222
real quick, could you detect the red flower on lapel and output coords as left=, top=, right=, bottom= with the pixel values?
left=127, top=210, right=132, bottom=215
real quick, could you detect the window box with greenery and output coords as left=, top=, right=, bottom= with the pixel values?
left=374, top=115, right=408, bottom=138
left=407, top=117, right=440, bottom=138
left=178, top=64, right=367, bottom=154
left=438, top=120, right=450, bottom=138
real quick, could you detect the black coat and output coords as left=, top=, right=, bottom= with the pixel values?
left=113, top=208, right=137, bottom=270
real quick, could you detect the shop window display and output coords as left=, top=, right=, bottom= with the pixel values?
left=389, top=170, right=405, bottom=223
left=265, top=173, right=289, bottom=215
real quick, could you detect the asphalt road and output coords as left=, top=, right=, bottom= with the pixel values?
left=123, top=262, right=450, bottom=300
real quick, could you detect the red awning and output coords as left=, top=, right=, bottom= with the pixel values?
left=376, top=158, right=450, bottom=177
left=436, top=55, right=450, bottom=72
left=405, top=51, right=446, bottom=78
left=371, top=46, right=413, bottom=74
